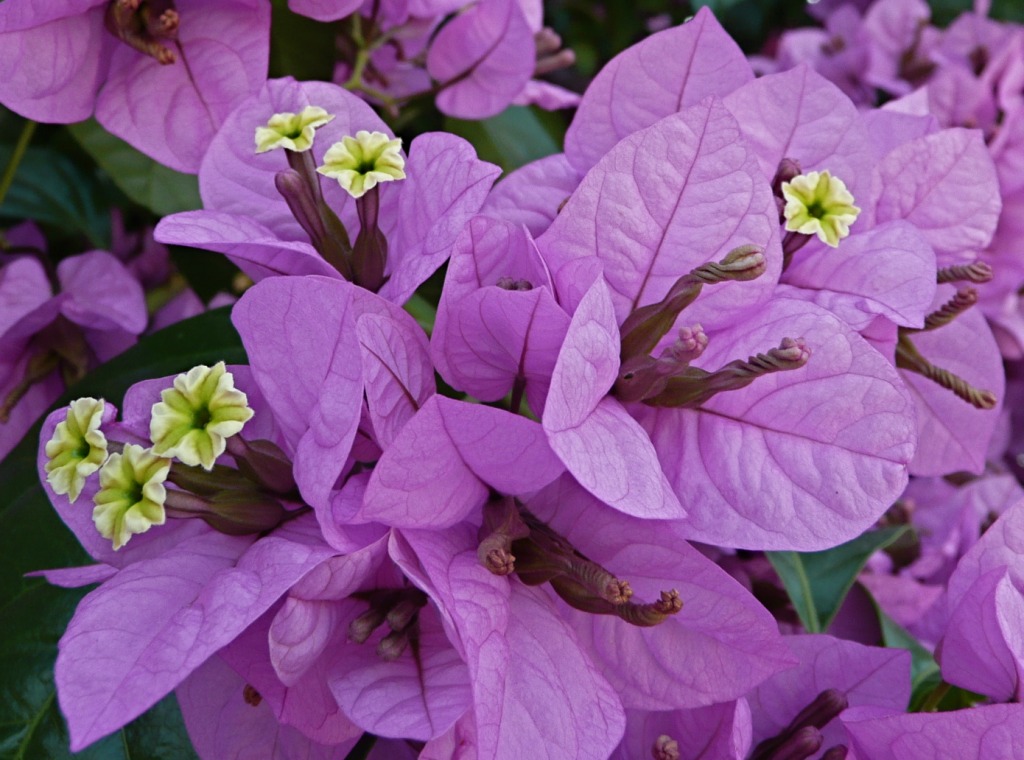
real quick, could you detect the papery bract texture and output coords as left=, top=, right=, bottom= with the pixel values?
left=872, top=128, right=1001, bottom=263
left=540, top=99, right=781, bottom=328
left=177, top=654, right=353, bottom=759
left=363, top=395, right=564, bottom=528
left=746, top=634, right=910, bottom=750
left=426, top=0, right=535, bottom=119
left=56, top=525, right=335, bottom=750
left=528, top=476, right=796, bottom=710
left=543, top=279, right=683, bottom=520
left=722, top=64, right=874, bottom=203
left=842, top=704, right=1024, bottom=759
left=233, top=276, right=363, bottom=509
left=637, top=298, right=916, bottom=550
left=564, top=7, right=753, bottom=174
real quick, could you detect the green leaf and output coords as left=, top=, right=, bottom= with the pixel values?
left=445, top=106, right=564, bottom=173
left=68, top=120, right=201, bottom=217
left=767, top=526, right=907, bottom=633
left=269, top=0, right=338, bottom=81
left=0, top=146, right=110, bottom=248
left=874, top=602, right=942, bottom=710
left=0, top=308, right=243, bottom=758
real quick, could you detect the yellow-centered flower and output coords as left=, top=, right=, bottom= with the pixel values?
left=92, top=444, right=170, bottom=550
left=255, top=105, right=335, bottom=153
left=150, top=362, right=253, bottom=470
left=316, top=130, right=406, bottom=198
left=782, top=170, right=861, bottom=247
left=44, top=398, right=108, bottom=503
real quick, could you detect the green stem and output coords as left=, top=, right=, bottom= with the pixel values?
left=0, top=119, right=36, bottom=209
left=919, top=681, right=951, bottom=712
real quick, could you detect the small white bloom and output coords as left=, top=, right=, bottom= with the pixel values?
left=316, top=130, right=406, bottom=198
left=255, top=105, right=335, bottom=153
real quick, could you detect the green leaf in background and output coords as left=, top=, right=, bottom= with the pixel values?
left=445, top=106, right=564, bottom=173
left=0, top=146, right=110, bottom=248
left=767, top=526, right=907, bottom=633
left=874, top=604, right=942, bottom=710
left=269, top=0, right=339, bottom=81
left=0, top=308, right=244, bottom=758
left=68, top=120, right=201, bottom=217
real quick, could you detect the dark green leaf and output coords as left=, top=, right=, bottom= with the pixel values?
left=445, top=106, right=563, bottom=173
left=0, top=146, right=109, bottom=248
left=767, top=527, right=907, bottom=633
left=269, top=0, right=338, bottom=81
left=0, top=308, right=243, bottom=758
left=68, top=120, right=201, bottom=217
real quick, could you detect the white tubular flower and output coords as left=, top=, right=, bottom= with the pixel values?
left=92, top=444, right=171, bottom=550
left=44, top=398, right=109, bottom=503
left=255, top=105, right=335, bottom=153
left=316, top=130, right=406, bottom=198
left=782, top=170, right=861, bottom=247
left=150, top=362, right=253, bottom=470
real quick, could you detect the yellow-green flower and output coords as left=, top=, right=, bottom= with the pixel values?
left=255, top=105, right=335, bottom=153
left=150, top=362, right=253, bottom=470
left=782, top=170, right=861, bottom=247
left=92, top=444, right=170, bottom=550
left=44, top=398, right=108, bottom=503
left=316, top=130, right=405, bottom=198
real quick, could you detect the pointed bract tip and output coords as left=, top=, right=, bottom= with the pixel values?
left=44, top=398, right=109, bottom=503
left=317, top=131, right=405, bottom=199
left=255, top=106, right=335, bottom=154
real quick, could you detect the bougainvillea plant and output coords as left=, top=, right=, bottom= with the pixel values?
left=3, top=0, right=1024, bottom=758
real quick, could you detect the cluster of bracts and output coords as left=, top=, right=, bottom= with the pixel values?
left=3, top=0, right=1024, bottom=757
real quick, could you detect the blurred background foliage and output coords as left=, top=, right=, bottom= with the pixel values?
left=0, top=0, right=1016, bottom=756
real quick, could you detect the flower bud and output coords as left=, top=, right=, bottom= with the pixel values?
left=201, top=491, right=288, bottom=536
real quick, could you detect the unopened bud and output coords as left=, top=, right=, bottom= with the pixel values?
left=788, top=689, right=848, bottom=732
left=202, top=491, right=287, bottom=536
left=770, top=727, right=823, bottom=760
left=772, top=158, right=803, bottom=197
left=620, top=246, right=764, bottom=362
left=496, top=277, right=534, bottom=291
left=376, top=629, right=410, bottom=662
left=349, top=607, right=387, bottom=644
left=896, top=335, right=997, bottom=409
left=820, top=747, right=849, bottom=760
left=105, top=0, right=179, bottom=65
left=920, top=288, right=978, bottom=331
left=660, top=324, right=708, bottom=364
left=652, top=734, right=680, bottom=760
left=386, top=595, right=427, bottom=633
